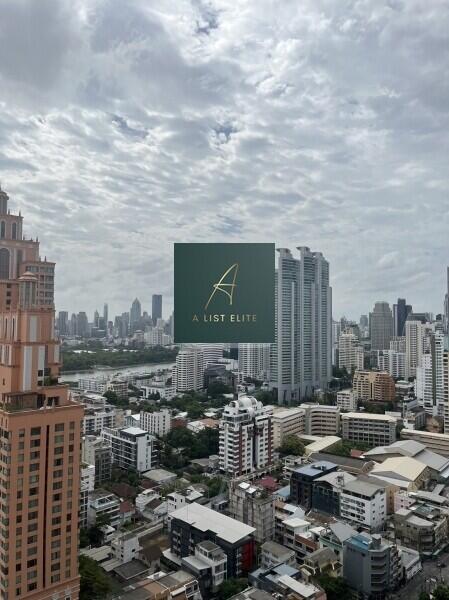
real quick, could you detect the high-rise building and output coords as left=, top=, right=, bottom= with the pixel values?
left=172, top=345, right=204, bottom=392
left=93, top=309, right=99, bottom=328
left=269, top=246, right=332, bottom=404
left=405, top=319, right=431, bottom=378
left=238, top=344, right=270, bottom=381
left=57, top=310, right=69, bottom=336
left=444, top=267, right=449, bottom=334
left=338, top=329, right=364, bottom=372
left=196, top=344, right=224, bottom=367
left=0, top=186, right=83, bottom=600
left=151, top=294, right=162, bottom=324
left=369, top=301, right=393, bottom=350
left=393, top=298, right=412, bottom=337
left=70, top=313, right=77, bottom=336
left=103, top=303, right=108, bottom=327
left=130, top=298, right=141, bottom=330
left=219, top=396, right=273, bottom=476
left=76, top=311, right=89, bottom=337
left=416, top=331, right=446, bottom=417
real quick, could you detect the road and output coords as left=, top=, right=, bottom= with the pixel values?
left=390, top=551, right=449, bottom=599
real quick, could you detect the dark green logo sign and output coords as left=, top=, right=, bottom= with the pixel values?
left=174, top=243, right=275, bottom=343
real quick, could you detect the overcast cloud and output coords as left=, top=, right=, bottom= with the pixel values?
left=0, top=0, right=448, bottom=320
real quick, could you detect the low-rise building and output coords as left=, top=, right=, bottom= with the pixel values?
left=319, top=521, right=358, bottom=564
left=181, top=540, right=227, bottom=597
left=401, top=429, right=449, bottom=457
left=167, top=487, right=205, bottom=514
left=259, top=541, right=296, bottom=570
left=340, top=478, right=387, bottom=531
left=140, top=408, right=172, bottom=437
left=369, top=457, right=430, bottom=491
left=249, top=563, right=326, bottom=600
left=336, top=389, right=357, bottom=411
left=88, top=489, right=121, bottom=527
left=341, top=412, right=397, bottom=446
left=169, top=503, right=256, bottom=578
left=83, top=404, right=116, bottom=434
left=80, top=463, right=95, bottom=528
left=393, top=505, right=448, bottom=555
left=300, top=404, right=341, bottom=436
left=290, top=461, right=338, bottom=510
left=83, top=435, right=113, bottom=485
left=228, top=479, right=275, bottom=543
left=102, top=426, right=158, bottom=472
left=311, top=471, right=356, bottom=517
left=343, top=534, right=401, bottom=598
left=272, top=407, right=306, bottom=448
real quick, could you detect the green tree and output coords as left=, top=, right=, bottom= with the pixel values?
left=79, top=528, right=90, bottom=548
left=217, top=578, right=248, bottom=600
left=79, top=555, right=113, bottom=600
left=434, top=586, right=449, bottom=600
left=255, top=389, right=276, bottom=405
left=279, top=434, right=305, bottom=456
left=316, top=575, right=351, bottom=600
left=207, top=381, right=232, bottom=398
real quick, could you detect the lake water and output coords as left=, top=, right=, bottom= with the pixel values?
left=60, top=361, right=176, bottom=382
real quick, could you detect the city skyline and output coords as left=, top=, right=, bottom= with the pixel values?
left=0, top=2, right=448, bottom=319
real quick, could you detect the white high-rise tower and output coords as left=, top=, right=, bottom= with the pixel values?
left=268, top=246, right=332, bottom=404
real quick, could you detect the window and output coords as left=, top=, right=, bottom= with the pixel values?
left=11, top=223, right=17, bottom=240
left=0, top=223, right=5, bottom=240
left=30, top=427, right=41, bottom=436
left=55, top=424, right=65, bottom=432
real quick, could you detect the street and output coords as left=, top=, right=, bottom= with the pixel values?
left=391, top=551, right=449, bottom=599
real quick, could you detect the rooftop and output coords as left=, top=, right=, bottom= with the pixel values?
left=293, top=461, right=337, bottom=477
left=371, top=456, right=427, bottom=482
left=343, top=412, right=396, bottom=422
left=342, top=478, right=384, bottom=498
left=170, top=502, right=255, bottom=544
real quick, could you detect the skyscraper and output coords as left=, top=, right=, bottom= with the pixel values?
left=103, top=302, right=108, bottom=327
left=0, top=187, right=83, bottom=599
left=445, top=267, right=449, bottom=334
left=152, top=294, right=162, bottom=324
left=57, top=310, right=69, bottom=336
left=393, top=298, right=412, bottom=337
left=369, top=302, right=393, bottom=350
left=130, top=297, right=141, bottom=330
left=269, top=246, right=332, bottom=404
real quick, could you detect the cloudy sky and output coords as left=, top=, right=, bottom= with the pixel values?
left=0, top=0, right=448, bottom=321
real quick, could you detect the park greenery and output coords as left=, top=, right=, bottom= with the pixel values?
left=61, top=345, right=178, bottom=372
left=161, top=426, right=219, bottom=469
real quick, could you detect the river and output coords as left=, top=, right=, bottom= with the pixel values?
left=60, top=361, right=176, bottom=383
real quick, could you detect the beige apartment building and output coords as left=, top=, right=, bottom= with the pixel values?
left=0, top=186, right=83, bottom=600
left=342, top=412, right=397, bottom=447
left=299, top=403, right=341, bottom=436
left=272, top=407, right=305, bottom=448
left=353, top=370, right=396, bottom=403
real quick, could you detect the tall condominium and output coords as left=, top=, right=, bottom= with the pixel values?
left=151, top=294, right=162, bottom=324
left=338, top=329, right=364, bottom=372
left=238, top=343, right=270, bottom=381
left=393, top=298, right=412, bottom=337
left=405, top=319, right=431, bottom=378
left=219, top=396, right=273, bottom=476
left=0, top=187, right=84, bottom=600
left=444, top=267, right=449, bottom=334
left=269, top=247, right=332, bottom=405
left=130, top=297, right=142, bottom=328
left=172, top=345, right=204, bottom=392
left=369, top=302, right=393, bottom=350
left=57, top=310, right=69, bottom=336
left=416, top=331, right=447, bottom=417
left=103, top=303, right=108, bottom=327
